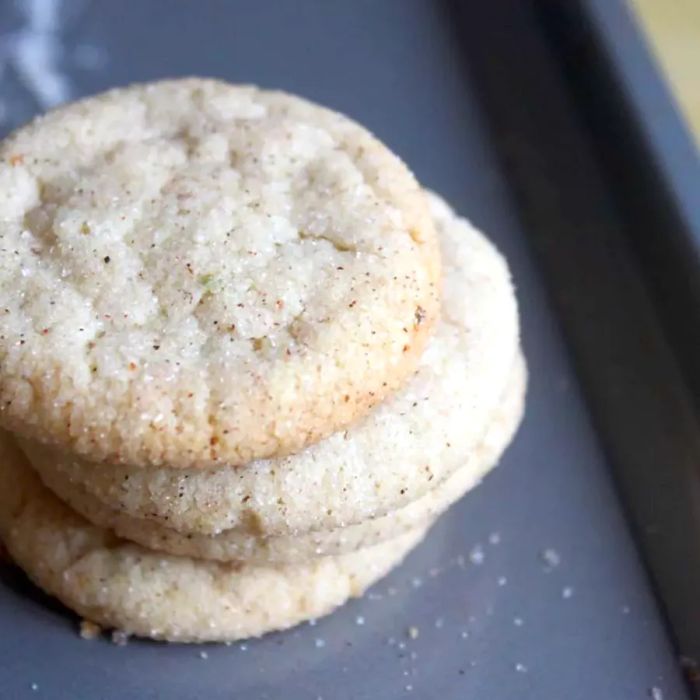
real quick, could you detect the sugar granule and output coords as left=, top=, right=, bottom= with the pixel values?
left=540, top=548, right=561, bottom=569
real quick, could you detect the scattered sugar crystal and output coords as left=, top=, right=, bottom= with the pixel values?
left=621, top=605, right=631, bottom=615
left=199, top=651, right=208, bottom=660
left=355, top=616, right=365, bottom=626
left=649, top=687, right=663, bottom=700
left=308, top=618, right=317, bottom=626
left=562, top=586, right=574, bottom=599
left=515, top=663, right=528, bottom=673
left=541, top=548, right=561, bottom=569
left=488, top=532, right=501, bottom=545
left=434, top=617, right=444, bottom=629
left=408, top=626, right=420, bottom=639
left=405, top=684, right=413, bottom=692
left=30, top=683, right=39, bottom=692
left=469, top=545, right=485, bottom=565
left=498, top=576, right=508, bottom=587
left=513, top=617, right=524, bottom=627
left=461, top=630, right=470, bottom=639
left=411, top=577, right=423, bottom=588
left=314, top=638, right=326, bottom=649
left=239, top=644, right=248, bottom=651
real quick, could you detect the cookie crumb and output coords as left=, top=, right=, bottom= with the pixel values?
left=649, top=687, right=663, bottom=700
left=540, top=548, right=561, bottom=570
left=111, top=630, right=129, bottom=646
left=79, top=619, right=102, bottom=640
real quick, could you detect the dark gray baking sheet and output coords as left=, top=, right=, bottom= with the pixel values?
left=0, top=1, right=692, bottom=698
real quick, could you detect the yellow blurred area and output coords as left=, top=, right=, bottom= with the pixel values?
left=631, top=0, right=700, bottom=146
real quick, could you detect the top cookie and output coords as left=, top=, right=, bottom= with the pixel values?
left=0, top=79, right=440, bottom=467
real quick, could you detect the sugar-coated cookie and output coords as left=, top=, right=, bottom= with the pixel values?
left=36, top=354, right=525, bottom=563
left=0, top=433, right=426, bottom=643
left=0, top=78, right=440, bottom=468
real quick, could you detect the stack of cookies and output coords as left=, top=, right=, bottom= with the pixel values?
left=0, top=79, right=525, bottom=643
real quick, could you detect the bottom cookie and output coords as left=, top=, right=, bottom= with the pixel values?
left=0, top=435, right=425, bottom=642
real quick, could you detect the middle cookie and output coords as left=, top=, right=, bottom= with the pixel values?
left=34, top=352, right=525, bottom=564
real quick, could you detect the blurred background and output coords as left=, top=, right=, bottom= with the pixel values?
left=632, top=0, right=700, bottom=148
left=0, top=0, right=699, bottom=144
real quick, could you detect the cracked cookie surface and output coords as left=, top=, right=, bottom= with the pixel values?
left=0, top=78, right=439, bottom=467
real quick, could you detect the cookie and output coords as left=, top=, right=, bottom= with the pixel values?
left=35, top=353, right=526, bottom=563
left=22, top=192, right=520, bottom=537
left=0, top=78, right=440, bottom=469
left=0, top=432, right=425, bottom=642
